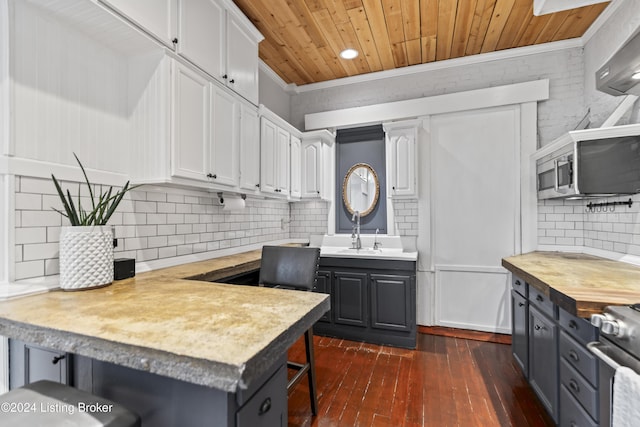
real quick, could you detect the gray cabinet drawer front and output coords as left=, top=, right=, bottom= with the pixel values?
left=237, top=365, right=287, bottom=427
left=560, top=384, right=598, bottom=427
left=560, top=358, right=598, bottom=422
left=511, top=275, right=527, bottom=298
left=529, top=286, right=555, bottom=318
left=558, top=309, right=597, bottom=344
left=559, top=330, right=598, bottom=386
left=511, top=290, right=528, bottom=378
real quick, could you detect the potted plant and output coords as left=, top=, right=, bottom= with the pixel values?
left=52, top=154, right=137, bottom=290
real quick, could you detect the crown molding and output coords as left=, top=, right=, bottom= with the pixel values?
left=258, top=60, right=299, bottom=94
left=294, top=39, right=582, bottom=93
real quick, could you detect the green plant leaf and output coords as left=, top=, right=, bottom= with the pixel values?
left=65, top=188, right=80, bottom=226
left=74, top=153, right=96, bottom=213
left=51, top=174, right=78, bottom=226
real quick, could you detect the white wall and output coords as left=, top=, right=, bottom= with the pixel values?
left=258, top=66, right=291, bottom=124
left=584, top=1, right=640, bottom=126
left=291, top=47, right=586, bottom=146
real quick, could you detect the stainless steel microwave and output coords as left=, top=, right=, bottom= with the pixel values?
left=536, top=124, right=640, bottom=199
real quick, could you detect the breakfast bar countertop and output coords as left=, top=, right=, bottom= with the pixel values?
left=502, top=251, right=640, bottom=318
left=0, top=249, right=330, bottom=393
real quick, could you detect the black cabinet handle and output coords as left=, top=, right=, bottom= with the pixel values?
left=536, top=295, right=544, bottom=302
left=229, top=79, right=235, bottom=84
left=255, top=183, right=260, bottom=188
left=534, top=324, right=546, bottom=331
left=172, top=38, right=178, bottom=44
left=258, top=397, right=271, bottom=415
left=515, top=280, right=521, bottom=287
left=569, top=350, right=579, bottom=362
left=207, top=173, right=217, bottom=179
left=569, top=320, right=578, bottom=329
left=569, top=379, right=580, bottom=393
left=222, top=74, right=228, bottom=80
left=518, top=302, right=525, bottom=307
left=52, top=355, right=66, bottom=365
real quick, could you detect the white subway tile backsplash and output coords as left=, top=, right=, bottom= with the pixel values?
left=15, top=227, right=46, bottom=244
left=15, top=260, right=45, bottom=280
left=21, top=211, right=62, bottom=227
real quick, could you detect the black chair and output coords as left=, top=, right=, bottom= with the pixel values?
left=259, top=245, right=321, bottom=416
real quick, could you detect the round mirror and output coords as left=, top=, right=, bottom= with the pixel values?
left=342, top=163, right=380, bottom=217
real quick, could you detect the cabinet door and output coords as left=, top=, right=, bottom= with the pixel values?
left=511, top=290, right=529, bottom=377
left=101, top=0, right=177, bottom=46
left=370, top=274, right=412, bottom=332
left=290, top=135, right=302, bottom=199
left=9, top=340, right=69, bottom=389
left=226, top=15, right=259, bottom=104
left=177, top=0, right=225, bottom=80
left=386, top=128, right=417, bottom=197
left=260, top=118, right=278, bottom=194
left=239, top=104, right=261, bottom=191
left=301, top=141, right=322, bottom=198
left=334, top=271, right=368, bottom=327
left=529, top=305, right=558, bottom=423
left=210, top=87, right=239, bottom=187
left=171, top=61, right=209, bottom=181
left=315, top=270, right=332, bottom=323
left=275, top=128, right=290, bottom=196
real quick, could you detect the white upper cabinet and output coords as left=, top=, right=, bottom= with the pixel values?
left=177, top=0, right=262, bottom=104
left=171, top=61, right=210, bottom=181
left=384, top=120, right=421, bottom=198
left=100, top=0, right=178, bottom=46
left=177, top=0, right=225, bottom=81
left=226, top=14, right=259, bottom=104
left=301, top=130, right=335, bottom=200
left=290, top=135, right=302, bottom=199
left=209, top=86, right=239, bottom=187
left=239, top=104, right=261, bottom=192
left=259, top=106, right=296, bottom=198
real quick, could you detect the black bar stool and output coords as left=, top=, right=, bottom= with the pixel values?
left=0, top=380, right=140, bottom=426
left=259, top=245, right=321, bottom=416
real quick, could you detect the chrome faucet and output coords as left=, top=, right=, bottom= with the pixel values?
left=351, top=211, right=361, bottom=249
left=373, top=228, right=381, bottom=250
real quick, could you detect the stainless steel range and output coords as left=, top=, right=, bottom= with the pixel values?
left=588, top=305, right=640, bottom=427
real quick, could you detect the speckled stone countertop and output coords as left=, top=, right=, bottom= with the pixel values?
left=502, top=251, right=640, bottom=318
left=0, top=249, right=329, bottom=393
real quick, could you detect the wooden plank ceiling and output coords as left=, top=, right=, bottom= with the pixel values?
left=233, top=0, right=610, bottom=86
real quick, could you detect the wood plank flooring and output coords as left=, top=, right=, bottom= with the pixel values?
left=287, top=332, right=554, bottom=427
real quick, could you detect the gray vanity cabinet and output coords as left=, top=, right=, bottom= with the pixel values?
left=9, top=339, right=70, bottom=389
left=314, top=257, right=416, bottom=349
left=334, top=271, right=368, bottom=327
left=315, top=270, right=332, bottom=323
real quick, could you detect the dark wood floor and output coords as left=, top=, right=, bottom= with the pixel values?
left=287, top=332, right=554, bottom=427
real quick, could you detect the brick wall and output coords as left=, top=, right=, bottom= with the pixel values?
left=14, top=176, right=291, bottom=280
left=538, top=194, right=640, bottom=256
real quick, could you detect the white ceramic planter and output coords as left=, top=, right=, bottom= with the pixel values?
left=59, top=226, right=114, bottom=290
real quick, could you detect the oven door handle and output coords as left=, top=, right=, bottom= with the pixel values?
left=587, top=341, right=622, bottom=370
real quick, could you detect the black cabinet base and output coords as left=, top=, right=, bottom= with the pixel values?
left=314, top=322, right=416, bottom=349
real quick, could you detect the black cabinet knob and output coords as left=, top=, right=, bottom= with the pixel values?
left=222, top=74, right=228, bottom=79
left=172, top=38, right=178, bottom=44
left=258, top=397, right=271, bottom=415
left=52, top=355, right=66, bottom=365
left=518, top=302, right=525, bottom=307
left=255, top=183, right=260, bottom=188
left=515, top=280, right=521, bottom=286
left=229, top=79, right=235, bottom=84
left=569, top=350, right=580, bottom=362
left=569, top=379, right=580, bottom=393
left=536, top=295, right=543, bottom=302
left=207, top=173, right=217, bottom=179
left=569, top=320, right=578, bottom=329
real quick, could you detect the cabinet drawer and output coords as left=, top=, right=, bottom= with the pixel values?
left=511, top=275, right=527, bottom=298
left=529, top=286, right=555, bottom=318
left=560, top=384, right=598, bottom=427
left=559, top=330, right=598, bottom=386
left=558, top=309, right=597, bottom=345
left=560, top=358, right=598, bottom=422
left=236, top=365, right=287, bottom=427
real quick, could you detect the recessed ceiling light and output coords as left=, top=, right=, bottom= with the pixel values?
left=632, top=71, right=640, bottom=80
left=340, top=49, right=359, bottom=60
